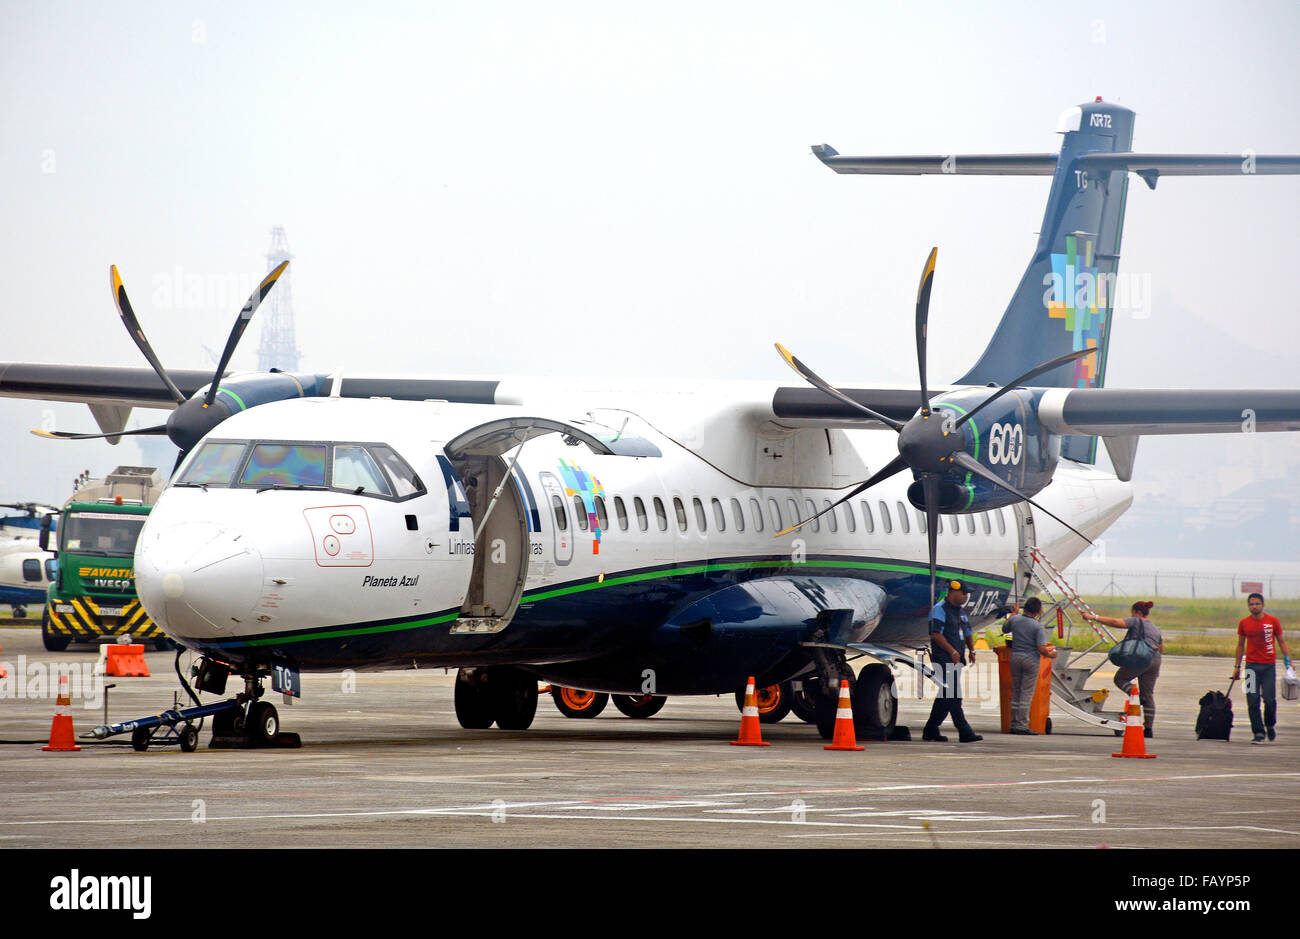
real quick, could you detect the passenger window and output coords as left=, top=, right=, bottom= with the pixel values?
left=332, top=445, right=392, bottom=496
left=369, top=445, right=426, bottom=498
left=177, top=441, right=247, bottom=487
left=654, top=497, right=668, bottom=531
left=614, top=496, right=629, bottom=532
left=966, top=514, right=976, bottom=535
left=674, top=497, right=688, bottom=532
left=594, top=496, right=609, bottom=531
left=800, top=499, right=818, bottom=533
left=573, top=495, right=589, bottom=531
left=730, top=498, right=744, bottom=532
left=635, top=496, right=649, bottom=532
left=768, top=498, right=782, bottom=531
left=822, top=499, right=838, bottom=533
left=843, top=501, right=856, bottom=533
left=787, top=499, right=801, bottom=531
left=937, top=515, right=944, bottom=534
left=750, top=498, right=764, bottom=533
left=995, top=507, right=1007, bottom=536
left=896, top=501, right=910, bottom=534
left=948, top=515, right=960, bottom=536
left=878, top=500, right=893, bottom=534
left=22, top=558, right=40, bottom=582
left=981, top=512, right=991, bottom=535
left=693, top=497, right=707, bottom=532
left=552, top=495, right=568, bottom=532
left=915, top=508, right=926, bottom=534
left=860, top=500, right=875, bottom=533
left=713, top=498, right=727, bottom=532
left=241, top=443, right=327, bottom=488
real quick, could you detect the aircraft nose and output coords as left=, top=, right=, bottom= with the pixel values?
left=136, top=522, right=264, bottom=640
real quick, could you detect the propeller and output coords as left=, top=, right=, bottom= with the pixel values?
left=32, top=260, right=289, bottom=460
left=776, top=247, right=1097, bottom=610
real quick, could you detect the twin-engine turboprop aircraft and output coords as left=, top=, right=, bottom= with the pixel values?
left=4, top=99, right=1300, bottom=742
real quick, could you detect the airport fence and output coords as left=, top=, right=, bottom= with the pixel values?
left=1064, top=569, right=1300, bottom=600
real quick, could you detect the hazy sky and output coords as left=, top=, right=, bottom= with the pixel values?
left=2, top=1, right=1298, bottom=511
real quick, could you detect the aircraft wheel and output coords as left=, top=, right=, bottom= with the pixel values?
left=612, top=694, right=667, bottom=719
left=852, top=664, right=898, bottom=739
left=41, top=609, right=70, bottom=652
left=550, top=686, right=609, bottom=719
left=249, top=702, right=280, bottom=746
left=131, top=727, right=151, bottom=751
left=813, top=672, right=854, bottom=740
left=789, top=678, right=820, bottom=724
left=454, top=668, right=495, bottom=729
left=733, top=681, right=793, bottom=724
left=491, top=668, right=538, bottom=730
left=179, top=723, right=199, bottom=752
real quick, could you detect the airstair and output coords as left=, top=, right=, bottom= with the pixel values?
left=1026, top=548, right=1127, bottom=733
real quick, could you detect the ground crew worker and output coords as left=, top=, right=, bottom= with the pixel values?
left=1004, top=597, right=1056, bottom=735
left=922, top=580, right=982, bottom=743
left=1231, top=592, right=1292, bottom=744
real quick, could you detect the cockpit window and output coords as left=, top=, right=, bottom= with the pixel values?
left=240, top=444, right=327, bottom=488
left=177, top=441, right=248, bottom=486
left=332, top=445, right=393, bottom=496
left=370, top=445, right=425, bottom=499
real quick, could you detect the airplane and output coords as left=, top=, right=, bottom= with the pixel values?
left=0, top=504, right=59, bottom=617
left=2, top=98, right=1299, bottom=744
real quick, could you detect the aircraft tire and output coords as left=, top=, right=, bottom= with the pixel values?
left=550, top=686, right=609, bottom=719
left=491, top=668, right=538, bottom=730
left=612, top=694, right=667, bottom=719
left=454, top=668, right=496, bottom=729
left=813, top=673, right=854, bottom=740
left=249, top=702, right=280, bottom=746
left=41, top=609, right=70, bottom=652
left=733, top=681, right=793, bottom=724
left=852, top=664, right=897, bottom=739
left=789, top=678, right=820, bottom=724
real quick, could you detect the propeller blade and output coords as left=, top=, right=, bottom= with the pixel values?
left=773, top=454, right=909, bottom=537
left=774, top=343, right=905, bottom=430
left=955, top=346, right=1098, bottom=430
left=204, top=260, right=290, bottom=407
left=31, top=424, right=169, bottom=441
left=110, top=265, right=187, bottom=406
left=915, top=247, right=937, bottom=418
left=922, top=473, right=940, bottom=611
left=950, top=452, right=1094, bottom=546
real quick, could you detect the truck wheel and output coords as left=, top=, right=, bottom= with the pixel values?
left=131, top=727, right=151, bottom=751
left=550, top=686, right=609, bottom=718
left=41, top=609, right=70, bottom=652
left=733, top=681, right=794, bottom=724
left=179, top=723, right=199, bottom=752
left=249, top=702, right=280, bottom=746
left=612, top=694, right=667, bottom=719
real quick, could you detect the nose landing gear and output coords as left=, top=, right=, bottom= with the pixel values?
left=207, top=668, right=301, bottom=750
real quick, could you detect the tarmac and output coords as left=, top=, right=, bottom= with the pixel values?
left=2, top=626, right=1297, bottom=849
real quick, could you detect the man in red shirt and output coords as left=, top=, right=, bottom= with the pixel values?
left=1231, top=593, right=1292, bottom=744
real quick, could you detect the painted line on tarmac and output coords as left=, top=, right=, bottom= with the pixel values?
left=788, top=824, right=1300, bottom=839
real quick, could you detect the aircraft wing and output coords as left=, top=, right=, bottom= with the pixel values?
left=0, top=363, right=218, bottom=409
left=1037, top=388, right=1300, bottom=435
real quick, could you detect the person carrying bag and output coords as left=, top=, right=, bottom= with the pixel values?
left=1086, top=601, right=1162, bottom=739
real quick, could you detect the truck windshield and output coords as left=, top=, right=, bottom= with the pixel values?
left=61, top=512, right=147, bottom=557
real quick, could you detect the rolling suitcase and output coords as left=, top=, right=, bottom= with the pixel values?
left=1195, top=680, right=1235, bottom=741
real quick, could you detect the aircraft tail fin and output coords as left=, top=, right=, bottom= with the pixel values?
left=815, top=99, right=1300, bottom=463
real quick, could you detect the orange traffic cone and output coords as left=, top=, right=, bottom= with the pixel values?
left=0, top=644, right=7, bottom=679
left=730, top=676, right=771, bottom=747
left=42, top=673, right=81, bottom=752
left=1111, top=680, right=1155, bottom=759
left=824, top=679, right=865, bottom=751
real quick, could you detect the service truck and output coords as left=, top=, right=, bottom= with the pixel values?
left=39, top=466, right=168, bottom=651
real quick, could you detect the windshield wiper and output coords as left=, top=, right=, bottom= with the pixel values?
left=255, top=483, right=311, bottom=494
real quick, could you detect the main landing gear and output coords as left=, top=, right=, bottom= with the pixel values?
left=455, top=666, right=539, bottom=730
left=799, top=651, right=901, bottom=742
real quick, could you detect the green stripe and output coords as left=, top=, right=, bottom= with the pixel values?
left=218, top=388, right=248, bottom=411
left=241, top=558, right=1012, bottom=648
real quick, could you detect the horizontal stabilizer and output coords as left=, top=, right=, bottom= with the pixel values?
left=811, top=146, right=1057, bottom=175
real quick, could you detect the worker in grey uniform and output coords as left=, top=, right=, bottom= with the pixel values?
left=1004, top=597, right=1056, bottom=734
